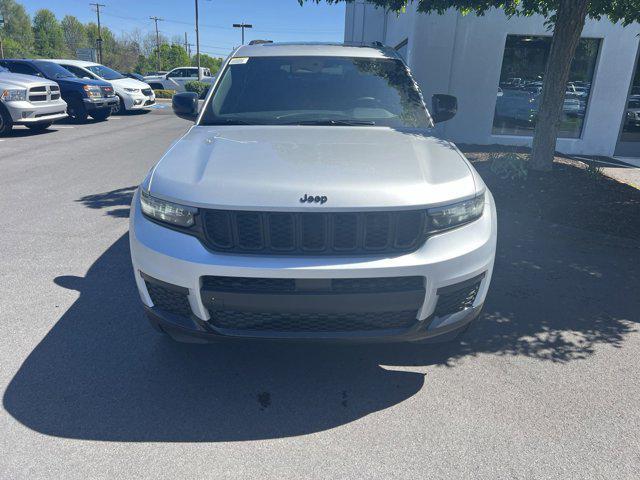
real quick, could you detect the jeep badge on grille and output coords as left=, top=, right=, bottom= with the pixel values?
left=300, top=194, right=327, bottom=204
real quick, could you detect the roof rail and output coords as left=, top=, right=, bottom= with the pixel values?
left=249, top=40, right=273, bottom=45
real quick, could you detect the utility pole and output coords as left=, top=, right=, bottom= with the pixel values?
left=233, top=23, right=253, bottom=45
left=149, top=16, right=163, bottom=71
left=90, top=3, right=105, bottom=63
left=0, top=14, right=5, bottom=60
left=195, top=0, right=201, bottom=80
left=184, top=32, right=189, bottom=56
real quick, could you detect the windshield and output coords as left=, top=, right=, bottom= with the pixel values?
left=33, top=61, right=76, bottom=79
left=200, top=56, right=430, bottom=128
left=87, top=64, right=126, bottom=80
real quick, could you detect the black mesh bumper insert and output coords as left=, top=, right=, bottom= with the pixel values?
left=201, top=275, right=426, bottom=333
left=434, top=273, right=485, bottom=318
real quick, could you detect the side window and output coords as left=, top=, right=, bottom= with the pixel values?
left=65, top=65, right=89, bottom=78
left=8, top=62, right=41, bottom=77
left=168, top=69, right=184, bottom=78
left=185, top=69, right=197, bottom=78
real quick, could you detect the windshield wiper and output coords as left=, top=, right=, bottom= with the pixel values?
left=282, top=119, right=376, bottom=126
left=207, top=119, right=255, bottom=125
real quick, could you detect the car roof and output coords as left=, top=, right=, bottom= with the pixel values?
left=232, top=42, right=400, bottom=59
left=43, top=59, right=99, bottom=67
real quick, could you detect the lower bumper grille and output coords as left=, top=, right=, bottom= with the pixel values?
left=202, top=275, right=425, bottom=333
left=434, top=273, right=484, bottom=317
left=210, top=310, right=417, bottom=332
left=145, top=279, right=192, bottom=317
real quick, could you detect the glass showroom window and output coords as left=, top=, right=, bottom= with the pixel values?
left=619, top=56, right=640, bottom=143
left=493, top=35, right=600, bottom=138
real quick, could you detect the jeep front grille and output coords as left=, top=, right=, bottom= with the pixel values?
left=200, top=210, right=427, bottom=255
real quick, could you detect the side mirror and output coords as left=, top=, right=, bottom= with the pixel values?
left=431, top=94, right=457, bottom=124
left=172, top=92, right=199, bottom=121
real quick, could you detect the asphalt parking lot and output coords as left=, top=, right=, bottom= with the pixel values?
left=1, top=107, right=639, bottom=479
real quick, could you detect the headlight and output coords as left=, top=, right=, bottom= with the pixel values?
left=1, top=88, right=27, bottom=102
left=427, top=193, right=485, bottom=233
left=124, top=88, right=140, bottom=93
left=140, top=190, right=197, bottom=228
left=83, top=85, right=102, bottom=98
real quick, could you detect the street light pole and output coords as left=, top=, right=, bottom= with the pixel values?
left=150, top=16, right=163, bottom=71
left=195, top=0, right=201, bottom=80
left=233, top=23, right=253, bottom=45
left=90, top=3, right=105, bottom=63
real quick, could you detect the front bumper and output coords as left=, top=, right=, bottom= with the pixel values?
left=121, top=91, right=156, bottom=110
left=83, top=96, right=118, bottom=111
left=5, top=99, right=68, bottom=124
left=129, top=190, right=497, bottom=342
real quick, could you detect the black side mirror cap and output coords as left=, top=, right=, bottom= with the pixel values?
left=431, top=94, right=457, bottom=124
left=172, top=92, right=199, bottom=121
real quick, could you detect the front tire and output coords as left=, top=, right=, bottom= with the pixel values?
left=0, top=105, right=13, bottom=135
left=90, top=109, right=111, bottom=121
left=116, top=95, right=128, bottom=114
left=26, top=122, right=53, bottom=132
left=67, top=98, right=88, bottom=122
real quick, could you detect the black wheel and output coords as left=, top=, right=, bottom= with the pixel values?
left=67, top=98, right=88, bottom=122
left=116, top=95, right=128, bottom=114
left=26, top=122, right=53, bottom=132
left=90, top=109, right=110, bottom=121
left=0, top=105, right=13, bottom=135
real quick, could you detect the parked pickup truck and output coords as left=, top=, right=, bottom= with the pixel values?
left=0, top=59, right=118, bottom=122
left=144, top=67, right=215, bottom=92
left=0, top=65, right=67, bottom=135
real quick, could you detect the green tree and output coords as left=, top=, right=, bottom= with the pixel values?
left=193, top=53, right=223, bottom=74
left=61, top=15, right=88, bottom=55
left=302, top=0, right=640, bottom=171
left=32, top=9, right=65, bottom=58
left=0, top=0, right=34, bottom=56
left=165, top=43, right=190, bottom=70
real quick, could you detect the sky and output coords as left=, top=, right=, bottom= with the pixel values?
left=20, top=0, right=346, bottom=57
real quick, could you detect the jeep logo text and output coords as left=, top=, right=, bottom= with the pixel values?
left=300, top=194, right=328, bottom=204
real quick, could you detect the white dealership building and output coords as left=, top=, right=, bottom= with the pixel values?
left=345, top=1, right=640, bottom=159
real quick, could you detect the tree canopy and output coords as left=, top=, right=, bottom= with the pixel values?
left=301, top=0, right=640, bottom=25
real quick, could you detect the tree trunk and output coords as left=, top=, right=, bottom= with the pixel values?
left=530, top=0, right=589, bottom=171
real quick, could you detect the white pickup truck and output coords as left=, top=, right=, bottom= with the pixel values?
left=0, top=65, right=68, bottom=135
left=143, top=67, right=215, bottom=92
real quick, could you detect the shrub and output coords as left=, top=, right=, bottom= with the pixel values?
left=153, top=89, right=176, bottom=99
left=489, top=152, right=528, bottom=181
left=185, top=81, right=211, bottom=98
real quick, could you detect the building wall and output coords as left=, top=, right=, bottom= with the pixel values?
left=345, top=3, right=640, bottom=156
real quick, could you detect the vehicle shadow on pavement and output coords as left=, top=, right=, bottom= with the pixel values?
left=4, top=196, right=639, bottom=442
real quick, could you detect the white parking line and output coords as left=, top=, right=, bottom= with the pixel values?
left=54, top=126, right=75, bottom=129
left=110, top=117, right=122, bottom=120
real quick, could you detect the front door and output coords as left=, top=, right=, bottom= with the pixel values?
left=614, top=46, right=640, bottom=158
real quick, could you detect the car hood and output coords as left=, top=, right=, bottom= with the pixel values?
left=148, top=126, right=478, bottom=210
left=0, top=71, right=57, bottom=89
left=111, top=77, right=151, bottom=89
left=57, top=76, right=110, bottom=87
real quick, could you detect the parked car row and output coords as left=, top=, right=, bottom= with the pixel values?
left=144, top=67, right=215, bottom=92
left=0, top=58, right=157, bottom=135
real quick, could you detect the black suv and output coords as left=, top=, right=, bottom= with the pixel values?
left=0, top=59, right=118, bottom=122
